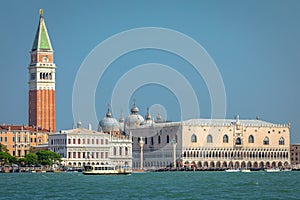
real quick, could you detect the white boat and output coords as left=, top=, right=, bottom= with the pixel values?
left=83, top=164, right=131, bottom=175
left=241, top=169, right=251, bottom=173
left=225, top=169, right=240, bottom=172
left=264, top=168, right=280, bottom=172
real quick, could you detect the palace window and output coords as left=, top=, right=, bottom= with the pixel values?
left=191, top=134, right=197, bottom=143
left=223, top=135, right=228, bottom=143
left=158, top=136, right=161, bottom=144
left=151, top=137, right=154, bottom=145
left=119, top=147, right=122, bottom=156
left=73, top=138, right=76, bottom=144
left=125, top=147, right=128, bottom=156
left=236, top=138, right=241, bottom=145
left=78, top=139, right=81, bottom=144
left=113, top=147, right=117, bottom=156
left=263, top=137, right=269, bottom=145
left=207, top=135, right=213, bottom=143
left=144, top=137, right=147, bottom=144
left=279, top=137, right=285, bottom=145
left=167, top=135, right=170, bottom=143
left=248, top=135, right=254, bottom=143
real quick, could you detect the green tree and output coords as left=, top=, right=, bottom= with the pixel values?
left=25, top=153, right=38, bottom=165
left=0, top=151, right=15, bottom=165
left=18, top=158, right=27, bottom=167
left=36, top=150, right=61, bottom=166
left=0, top=143, right=9, bottom=153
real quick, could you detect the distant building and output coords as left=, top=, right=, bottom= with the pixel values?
left=290, top=144, right=300, bottom=168
left=28, top=9, right=56, bottom=132
left=121, top=102, right=291, bottom=170
left=0, top=125, right=49, bottom=157
left=48, top=122, right=132, bottom=169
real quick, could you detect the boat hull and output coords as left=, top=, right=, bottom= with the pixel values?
left=83, top=172, right=131, bottom=175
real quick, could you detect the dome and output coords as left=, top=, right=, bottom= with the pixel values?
left=141, top=107, right=154, bottom=126
left=130, top=102, right=139, bottom=114
left=125, top=101, right=144, bottom=128
left=125, top=114, right=144, bottom=128
left=98, top=106, right=120, bottom=132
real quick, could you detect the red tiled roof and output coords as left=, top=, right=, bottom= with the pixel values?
left=0, top=124, right=50, bottom=132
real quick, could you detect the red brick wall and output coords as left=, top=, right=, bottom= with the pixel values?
left=29, top=90, right=56, bottom=132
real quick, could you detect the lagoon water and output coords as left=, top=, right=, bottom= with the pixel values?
left=0, top=171, right=299, bottom=200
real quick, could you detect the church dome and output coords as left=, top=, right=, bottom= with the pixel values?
left=131, top=103, right=139, bottom=114
left=98, top=106, right=120, bottom=133
left=141, top=107, right=155, bottom=126
left=125, top=101, right=144, bottom=128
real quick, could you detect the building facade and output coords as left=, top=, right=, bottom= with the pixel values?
left=290, top=144, right=300, bottom=168
left=122, top=103, right=291, bottom=170
left=48, top=123, right=132, bottom=169
left=0, top=125, right=49, bottom=157
left=28, top=9, right=56, bottom=132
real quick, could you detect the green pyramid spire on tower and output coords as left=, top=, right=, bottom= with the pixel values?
left=31, top=9, right=53, bottom=51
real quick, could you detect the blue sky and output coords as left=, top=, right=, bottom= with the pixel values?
left=0, top=0, right=299, bottom=143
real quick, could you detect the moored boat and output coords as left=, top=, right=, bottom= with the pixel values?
left=225, top=169, right=240, bottom=172
left=83, top=164, right=131, bottom=175
left=241, top=169, right=251, bottom=173
left=264, top=168, right=280, bottom=172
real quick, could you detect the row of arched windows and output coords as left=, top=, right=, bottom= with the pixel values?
left=137, top=135, right=177, bottom=145
left=183, top=149, right=289, bottom=160
left=68, top=138, right=109, bottom=145
left=40, top=72, right=52, bottom=80
left=191, top=134, right=285, bottom=145
left=113, top=146, right=129, bottom=156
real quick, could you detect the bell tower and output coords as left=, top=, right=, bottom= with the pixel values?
left=28, top=9, right=56, bottom=132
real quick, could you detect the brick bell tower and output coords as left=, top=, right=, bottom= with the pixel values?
left=28, top=9, right=56, bottom=132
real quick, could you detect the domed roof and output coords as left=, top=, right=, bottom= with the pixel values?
left=125, top=101, right=144, bottom=128
left=141, top=107, right=154, bottom=126
left=130, top=101, right=139, bottom=114
left=98, top=106, right=120, bottom=132
left=125, top=114, right=144, bottom=127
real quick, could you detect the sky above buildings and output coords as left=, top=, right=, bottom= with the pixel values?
left=0, top=0, right=299, bottom=143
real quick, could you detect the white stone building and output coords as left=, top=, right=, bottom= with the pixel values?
left=48, top=122, right=132, bottom=169
left=123, top=103, right=291, bottom=170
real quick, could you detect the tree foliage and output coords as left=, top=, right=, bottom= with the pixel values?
left=36, top=150, right=61, bottom=166
left=0, top=151, right=15, bottom=165
left=25, top=153, right=38, bottom=165
left=0, top=143, right=9, bottom=153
